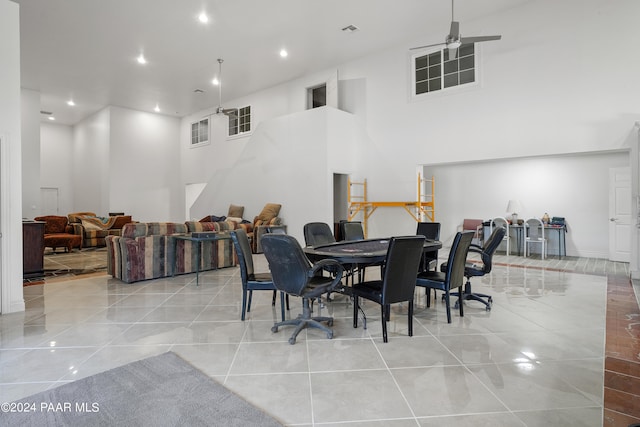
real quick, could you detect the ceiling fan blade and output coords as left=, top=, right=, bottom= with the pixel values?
left=410, top=41, right=447, bottom=51
left=222, top=108, right=238, bottom=118
left=460, top=35, right=502, bottom=44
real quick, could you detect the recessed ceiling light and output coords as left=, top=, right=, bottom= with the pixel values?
left=48, top=116, right=56, bottom=121
left=211, top=77, right=219, bottom=86
left=67, top=100, right=75, bottom=106
left=279, top=49, right=288, bottom=58
left=137, top=54, right=147, bottom=64
left=198, top=12, right=209, bottom=23
left=154, top=104, right=160, bottom=113
left=341, top=24, right=359, bottom=33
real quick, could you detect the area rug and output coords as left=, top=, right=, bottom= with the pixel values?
left=0, top=352, right=283, bottom=427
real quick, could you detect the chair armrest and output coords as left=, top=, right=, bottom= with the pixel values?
left=309, top=259, right=345, bottom=289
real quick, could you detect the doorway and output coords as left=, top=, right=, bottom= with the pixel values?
left=609, top=166, right=631, bottom=262
left=333, top=173, right=349, bottom=239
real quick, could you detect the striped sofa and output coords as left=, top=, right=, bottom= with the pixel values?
left=106, top=222, right=236, bottom=283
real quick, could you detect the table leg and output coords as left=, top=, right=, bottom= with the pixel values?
left=195, top=241, right=201, bottom=286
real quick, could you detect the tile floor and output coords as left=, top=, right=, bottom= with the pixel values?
left=1, top=253, right=619, bottom=426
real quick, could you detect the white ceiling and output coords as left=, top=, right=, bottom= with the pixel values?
left=14, top=0, right=529, bottom=125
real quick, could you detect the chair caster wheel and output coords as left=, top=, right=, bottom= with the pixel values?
left=288, top=337, right=296, bottom=345
left=454, top=301, right=460, bottom=309
left=327, top=331, right=333, bottom=339
left=486, top=303, right=492, bottom=311
left=328, top=319, right=334, bottom=326
left=271, top=326, right=279, bottom=333
left=488, top=297, right=493, bottom=302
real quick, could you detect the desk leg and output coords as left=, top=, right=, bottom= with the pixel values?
left=195, top=242, right=201, bottom=286
left=172, top=239, right=177, bottom=277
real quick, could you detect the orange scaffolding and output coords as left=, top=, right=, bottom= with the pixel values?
left=348, top=174, right=435, bottom=237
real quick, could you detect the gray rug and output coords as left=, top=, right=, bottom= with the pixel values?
left=0, top=352, right=283, bottom=426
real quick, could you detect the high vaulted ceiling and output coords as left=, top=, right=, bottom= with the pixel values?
left=14, top=0, right=529, bottom=125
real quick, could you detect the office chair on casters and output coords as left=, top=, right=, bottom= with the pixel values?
left=303, top=222, right=336, bottom=247
left=416, top=222, right=441, bottom=272
left=416, top=231, right=474, bottom=323
left=261, top=234, right=344, bottom=345
left=230, top=229, right=288, bottom=321
left=351, top=236, right=425, bottom=343
left=445, top=226, right=506, bottom=311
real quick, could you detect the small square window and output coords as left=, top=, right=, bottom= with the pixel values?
left=229, top=106, right=251, bottom=137
left=190, top=117, right=209, bottom=147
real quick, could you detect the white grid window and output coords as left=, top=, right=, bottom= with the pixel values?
left=190, top=117, right=209, bottom=146
left=414, top=44, right=475, bottom=95
left=228, top=106, right=251, bottom=137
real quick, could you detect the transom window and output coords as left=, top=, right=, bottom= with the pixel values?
left=228, top=106, right=251, bottom=137
left=414, top=43, right=475, bottom=95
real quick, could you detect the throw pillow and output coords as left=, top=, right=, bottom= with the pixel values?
left=257, top=203, right=281, bottom=222
left=228, top=204, right=244, bottom=218
left=227, top=216, right=243, bottom=224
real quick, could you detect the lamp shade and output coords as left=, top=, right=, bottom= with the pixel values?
left=506, top=200, right=523, bottom=214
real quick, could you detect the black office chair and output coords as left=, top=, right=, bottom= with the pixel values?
left=231, top=229, right=288, bottom=321
left=303, top=222, right=336, bottom=247
left=339, top=221, right=369, bottom=284
left=447, top=226, right=506, bottom=311
left=351, top=236, right=425, bottom=343
left=261, top=234, right=344, bottom=345
left=341, top=221, right=365, bottom=241
left=416, top=222, right=441, bottom=272
left=416, top=231, right=473, bottom=323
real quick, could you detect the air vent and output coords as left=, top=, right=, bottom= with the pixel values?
left=341, top=24, right=359, bottom=33
left=40, top=110, right=53, bottom=115
left=193, top=89, right=204, bottom=94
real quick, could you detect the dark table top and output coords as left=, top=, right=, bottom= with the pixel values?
left=304, top=238, right=442, bottom=264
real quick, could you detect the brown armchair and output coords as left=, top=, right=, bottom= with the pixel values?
left=33, top=215, right=82, bottom=253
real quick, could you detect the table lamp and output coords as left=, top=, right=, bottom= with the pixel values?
left=506, top=200, right=523, bottom=224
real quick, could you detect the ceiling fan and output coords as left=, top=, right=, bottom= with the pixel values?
left=410, top=0, right=501, bottom=58
left=214, top=58, right=237, bottom=118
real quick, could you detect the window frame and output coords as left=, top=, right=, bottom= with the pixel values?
left=227, top=105, right=252, bottom=139
left=410, top=43, right=480, bottom=100
left=189, top=117, right=210, bottom=148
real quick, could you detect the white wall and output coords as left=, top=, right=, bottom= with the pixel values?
left=0, top=0, right=24, bottom=313
left=428, top=151, right=629, bottom=257
left=21, top=89, right=40, bottom=219
left=40, top=122, right=74, bottom=215
left=109, top=107, right=181, bottom=221
left=72, top=108, right=110, bottom=215
left=188, top=107, right=361, bottom=244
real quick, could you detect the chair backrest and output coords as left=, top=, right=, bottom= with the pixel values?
left=416, top=222, right=441, bottom=240
left=230, top=229, right=254, bottom=285
left=477, top=226, right=506, bottom=274
left=261, top=234, right=314, bottom=297
left=490, top=217, right=509, bottom=231
left=525, top=218, right=544, bottom=239
left=342, top=221, right=365, bottom=241
left=381, top=236, right=425, bottom=305
left=441, top=231, right=474, bottom=290
left=303, top=222, right=336, bottom=246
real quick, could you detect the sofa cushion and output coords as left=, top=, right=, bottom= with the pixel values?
left=257, top=203, right=281, bottom=222
left=122, top=223, right=148, bottom=239
left=147, top=222, right=187, bottom=236
left=227, top=204, right=244, bottom=218
left=68, top=212, right=96, bottom=224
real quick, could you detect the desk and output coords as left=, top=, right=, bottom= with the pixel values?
left=510, top=224, right=567, bottom=258
left=172, top=233, right=231, bottom=286
left=304, top=238, right=442, bottom=265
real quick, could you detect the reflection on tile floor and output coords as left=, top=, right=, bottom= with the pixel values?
left=3, top=253, right=620, bottom=426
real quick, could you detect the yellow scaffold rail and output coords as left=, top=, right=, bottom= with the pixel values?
left=348, top=174, right=435, bottom=237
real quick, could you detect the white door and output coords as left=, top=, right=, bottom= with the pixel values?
left=609, top=167, right=631, bottom=262
left=40, top=187, right=59, bottom=215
